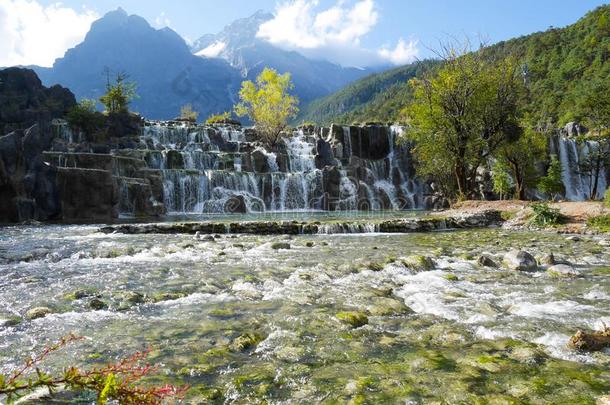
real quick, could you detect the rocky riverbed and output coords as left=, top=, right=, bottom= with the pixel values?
left=1, top=217, right=609, bottom=403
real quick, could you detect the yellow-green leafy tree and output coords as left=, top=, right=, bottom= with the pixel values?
left=401, top=43, right=524, bottom=199
left=235, top=68, right=299, bottom=147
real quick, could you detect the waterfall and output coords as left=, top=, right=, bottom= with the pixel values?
left=112, top=121, right=426, bottom=215
left=555, top=137, right=608, bottom=200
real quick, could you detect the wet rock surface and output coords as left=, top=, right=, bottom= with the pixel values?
left=503, top=250, right=538, bottom=271
left=100, top=210, right=504, bottom=235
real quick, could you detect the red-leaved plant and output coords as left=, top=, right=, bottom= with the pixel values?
left=0, top=334, right=188, bottom=404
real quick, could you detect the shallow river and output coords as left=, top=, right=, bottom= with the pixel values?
left=1, top=218, right=609, bottom=403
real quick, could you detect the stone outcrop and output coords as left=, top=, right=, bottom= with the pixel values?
left=0, top=68, right=76, bottom=222
left=99, top=210, right=504, bottom=235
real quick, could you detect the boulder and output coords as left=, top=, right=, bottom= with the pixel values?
left=478, top=255, right=498, bottom=268
left=502, top=250, right=537, bottom=271
left=547, top=264, right=580, bottom=278
left=224, top=195, right=247, bottom=213
left=567, top=327, right=610, bottom=352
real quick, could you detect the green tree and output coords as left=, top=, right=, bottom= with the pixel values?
left=179, top=104, right=199, bottom=122
left=491, top=161, right=512, bottom=200
left=235, top=67, right=299, bottom=147
left=99, top=71, right=137, bottom=114
left=577, top=78, right=610, bottom=135
left=495, top=126, right=547, bottom=199
left=401, top=44, right=524, bottom=199
left=538, top=154, right=565, bottom=200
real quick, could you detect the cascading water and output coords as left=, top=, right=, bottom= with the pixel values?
left=117, top=121, right=426, bottom=214
left=553, top=136, right=608, bottom=200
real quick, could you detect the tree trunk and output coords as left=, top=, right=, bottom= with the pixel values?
left=454, top=164, right=468, bottom=199
left=590, top=156, right=601, bottom=200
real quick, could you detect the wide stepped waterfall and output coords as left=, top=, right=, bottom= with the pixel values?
left=131, top=121, right=423, bottom=215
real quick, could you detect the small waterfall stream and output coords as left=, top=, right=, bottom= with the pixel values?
left=553, top=136, right=608, bottom=200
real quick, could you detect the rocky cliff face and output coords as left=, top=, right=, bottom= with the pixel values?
left=42, top=119, right=434, bottom=221
left=0, top=68, right=75, bottom=223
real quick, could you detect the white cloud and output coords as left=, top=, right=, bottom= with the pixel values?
left=379, top=38, right=419, bottom=65
left=195, top=41, right=226, bottom=58
left=256, top=0, right=418, bottom=67
left=0, top=0, right=98, bottom=67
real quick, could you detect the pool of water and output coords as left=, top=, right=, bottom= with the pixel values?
left=0, top=224, right=609, bottom=403
left=125, top=209, right=428, bottom=224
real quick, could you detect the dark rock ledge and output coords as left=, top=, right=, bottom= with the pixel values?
left=99, top=210, right=503, bottom=236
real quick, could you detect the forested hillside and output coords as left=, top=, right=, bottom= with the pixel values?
left=301, top=5, right=610, bottom=127
left=297, top=61, right=439, bottom=125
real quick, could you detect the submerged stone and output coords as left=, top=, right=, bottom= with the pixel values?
left=401, top=255, right=435, bottom=271
left=336, top=311, right=369, bottom=328
left=547, top=264, right=580, bottom=278
left=124, top=291, right=145, bottom=304
left=63, top=288, right=97, bottom=301
left=477, top=254, right=498, bottom=268
left=88, top=298, right=108, bottom=310
left=0, top=316, right=22, bottom=327
left=539, top=253, right=556, bottom=266
left=25, top=306, right=53, bottom=320
left=271, top=242, right=291, bottom=250
left=230, top=332, right=264, bottom=352
left=152, top=292, right=187, bottom=302
left=368, top=297, right=413, bottom=316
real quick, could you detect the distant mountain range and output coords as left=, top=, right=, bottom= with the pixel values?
left=191, top=10, right=378, bottom=105
left=28, top=8, right=378, bottom=120
left=300, top=5, right=610, bottom=126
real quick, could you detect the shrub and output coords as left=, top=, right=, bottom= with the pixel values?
left=0, top=334, right=188, bottom=404
left=529, top=202, right=565, bottom=226
left=587, top=214, right=610, bottom=232
left=205, top=111, right=231, bottom=125
left=180, top=104, right=198, bottom=121
left=66, top=99, right=105, bottom=135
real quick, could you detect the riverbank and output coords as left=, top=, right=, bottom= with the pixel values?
left=435, top=200, right=610, bottom=234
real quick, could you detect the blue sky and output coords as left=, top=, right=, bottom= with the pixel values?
left=0, top=0, right=607, bottom=67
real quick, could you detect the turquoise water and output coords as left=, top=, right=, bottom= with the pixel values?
left=0, top=224, right=609, bottom=403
